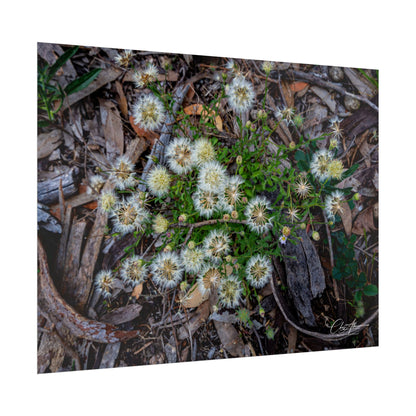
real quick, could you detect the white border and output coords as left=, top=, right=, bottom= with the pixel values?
left=2, top=1, right=415, bottom=414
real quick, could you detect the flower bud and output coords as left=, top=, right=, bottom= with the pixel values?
left=163, top=244, right=173, bottom=252
left=187, top=241, right=196, bottom=250
left=353, top=192, right=360, bottom=201
left=225, top=255, right=232, bottom=263
left=223, top=214, right=230, bottom=221
left=178, top=214, right=187, bottom=222
left=282, top=226, right=291, bottom=237
left=312, top=231, right=320, bottom=241
left=231, top=210, right=238, bottom=219
left=236, top=155, right=243, bottom=165
left=289, top=141, right=296, bottom=150
left=300, top=222, right=306, bottom=230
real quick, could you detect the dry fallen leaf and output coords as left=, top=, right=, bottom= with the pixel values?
left=129, top=115, right=160, bottom=144
left=340, top=201, right=352, bottom=237
left=115, top=80, right=128, bottom=118
left=131, top=282, right=144, bottom=300
left=182, top=103, right=223, bottom=131
left=281, top=80, right=295, bottom=108
left=289, top=81, right=309, bottom=93
left=352, top=206, right=377, bottom=235
left=181, top=283, right=209, bottom=308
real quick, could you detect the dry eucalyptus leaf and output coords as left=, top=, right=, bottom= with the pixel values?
left=38, top=130, right=63, bottom=159
left=340, top=201, right=353, bottom=237
left=131, top=282, right=144, bottom=300
left=182, top=103, right=223, bottom=131
left=352, top=206, right=377, bottom=235
left=181, top=283, right=209, bottom=308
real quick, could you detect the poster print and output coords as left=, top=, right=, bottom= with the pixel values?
left=37, top=43, right=378, bottom=372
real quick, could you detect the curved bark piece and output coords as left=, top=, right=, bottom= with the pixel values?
left=271, top=257, right=378, bottom=342
left=38, top=238, right=141, bottom=344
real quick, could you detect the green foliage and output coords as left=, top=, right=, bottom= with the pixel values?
left=38, top=46, right=101, bottom=122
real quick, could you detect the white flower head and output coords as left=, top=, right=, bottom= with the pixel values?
left=94, top=270, right=115, bottom=299
left=220, top=175, right=244, bottom=212
left=310, top=149, right=334, bottom=182
left=99, top=190, right=117, bottom=213
left=132, top=94, right=166, bottom=131
left=110, top=197, right=150, bottom=235
left=197, top=263, right=221, bottom=296
left=246, top=255, right=272, bottom=289
left=203, top=229, right=231, bottom=263
left=181, top=247, right=205, bottom=274
left=165, top=137, right=194, bottom=174
left=325, top=190, right=345, bottom=221
left=198, top=160, right=227, bottom=193
left=262, top=61, right=275, bottom=75
left=120, top=255, right=148, bottom=286
left=245, top=196, right=274, bottom=234
left=218, top=275, right=242, bottom=309
left=146, top=165, right=171, bottom=197
left=227, top=76, right=255, bottom=113
left=114, top=50, right=133, bottom=67
left=87, top=174, right=105, bottom=194
left=193, top=186, right=220, bottom=218
left=152, top=214, right=169, bottom=234
left=279, top=235, right=288, bottom=245
left=133, top=63, right=159, bottom=88
left=294, top=177, right=312, bottom=199
left=110, top=155, right=136, bottom=190
left=150, top=251, right=183, bottom=290
left=275, top=106, right=296, bottom=125
left=191, top=138, right=216, bottom=166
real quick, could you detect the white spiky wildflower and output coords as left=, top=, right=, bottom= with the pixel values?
left=110, top=198, right=150, bottom=235
left=193, top=187, right=220, bottom=218
left=198, top=263, right=222, bottom=295
left=220, top=175, right=244, bottom=212
left=310, top=149, right=334, bottom=182
left=218, top=275, right=242, bottom=309
left=329, top=116, right=343, bottom=140
left=146, top=165, right=171, bottom=197
left=150, top=251, right=183, bottom=290
left=152, top=214, right=169, bottom=234
left=287, top=206, right=301, bottom=223
left=191, top=138, right=216, bottom=166
left=132, top=94, right=166, bottom=131
left=294, top=176, right=312, bottom=199
left=198, top=160, right=227, bottom=193
left=87, top=174, right=105, bottom=194
left=203, top=229, right=231, bottom=263
left=275, top=106, right=296, bottom=125
left=165, top=137, right=194, bottom=174
left=325, top=190, right=345, bottom=221
left=245, top=196, right=273, bottom=234
left=120, top=255, right=148, bottom=286
left=99, top=190, right=117, bottom=213
left=94, top=270, right=115, bottom=299
left=226, top=76, right=255, bottom=113
left=114, top=50, right=133, bottom=67
left=246, top=255, right=272, bottom=289
left=110, top=155, right=136, bottom=190
left=181, top=247, right=205, bottom=274
left=262, top=61, right=275, bottom=75
left=133, top=63, right=159, bottom=88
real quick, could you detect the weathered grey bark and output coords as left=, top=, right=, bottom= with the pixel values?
left=38, top=167, right=80, bottom=205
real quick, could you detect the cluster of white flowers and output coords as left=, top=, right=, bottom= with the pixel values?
left=310, top=149, right=345, bottom=182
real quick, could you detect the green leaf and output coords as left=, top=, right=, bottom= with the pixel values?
left=47, top=46, right=79, bottom=82
left=64, top=68, right=102, bottom=96
left=343, top=163, right=359, bottom=178
left=363, top=284, right=378, bottom=296
left=294, top=150, right=307, bottom=162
